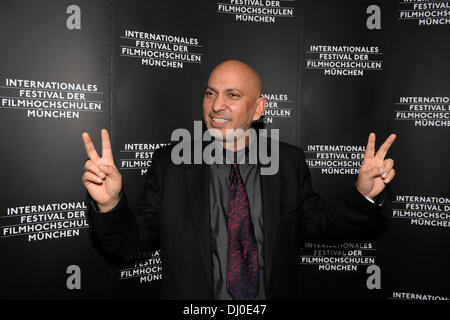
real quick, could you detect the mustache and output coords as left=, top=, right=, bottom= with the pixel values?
left=208, top=112, right=232, bottom=120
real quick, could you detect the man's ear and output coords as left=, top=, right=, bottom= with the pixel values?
left=252, top=96, right=266, bottom=121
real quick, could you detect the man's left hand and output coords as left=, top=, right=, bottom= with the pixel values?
left=356, top=133, right=397, bottom=200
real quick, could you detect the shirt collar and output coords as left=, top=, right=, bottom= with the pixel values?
left=209, top=138, right=257, bottom=167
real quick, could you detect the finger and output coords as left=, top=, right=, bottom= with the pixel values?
left=381, top=158, right=394, bottom=178
left=82, top=132, right=101, bottom=162
left=363, top=132, right=376, bottom=162
left=375, top=133, right=397, bottom=160
left=101, top=129, right=114, bottom=160
left=384, top=168, right=395, bottom=184
left=82, top=171, right=104, bottom=185
left=98, top=163, right=120, bottom=180
left=362, top=167, right=383, bottom=180
left=84, top=160, right=106, bottom=179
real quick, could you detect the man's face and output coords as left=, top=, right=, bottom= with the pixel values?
left=202, top=62, right=264, bottom=141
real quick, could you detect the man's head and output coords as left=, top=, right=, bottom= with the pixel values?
left=202, top=60, right=266, bottom=144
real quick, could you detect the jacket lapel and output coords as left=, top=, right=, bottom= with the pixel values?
left=256, top=134, right=281, bottom=294
left=184, top=160, right=213, bottom=294
left=260, top=165, right=280, bottom=294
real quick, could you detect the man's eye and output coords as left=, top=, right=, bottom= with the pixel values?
left=205, top=91, right=214, bottom=96
left=229, top=92, right=240, bottom=98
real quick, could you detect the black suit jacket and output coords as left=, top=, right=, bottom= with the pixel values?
left=88, top=139, right=388, bottom=299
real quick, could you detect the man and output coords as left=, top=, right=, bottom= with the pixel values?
left=82, top=60, right=396, bottom=299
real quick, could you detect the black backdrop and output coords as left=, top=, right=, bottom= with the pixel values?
left=0, top=0, right=448, bottom=300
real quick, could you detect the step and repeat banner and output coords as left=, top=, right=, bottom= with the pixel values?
left=0, top=0, right=448, bottom=300
left=297, top=0, right=449, bottom=301
left=0, top=0, right=112, bottom=299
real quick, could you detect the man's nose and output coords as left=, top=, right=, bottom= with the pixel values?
left=211, top=94, right=226, bottom=113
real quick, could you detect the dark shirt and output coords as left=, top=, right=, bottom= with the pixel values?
left=209, top=142, right=266, bottom=300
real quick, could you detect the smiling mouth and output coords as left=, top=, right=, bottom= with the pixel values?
left=211, top=117, right=231, bottom=124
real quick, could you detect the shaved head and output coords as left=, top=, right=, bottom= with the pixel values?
left=203, top=60, right=266, bottom=149
left=208, top=60, right=262, bottom=99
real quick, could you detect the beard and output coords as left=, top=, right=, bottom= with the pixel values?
left=205, top=124, right=248, bottom=142
left=205, top=123, right=255, bottom=153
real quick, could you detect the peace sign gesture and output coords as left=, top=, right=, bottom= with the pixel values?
left=81, top=129, right=122, bottom=212
left=356, top=133, right=397, bottom=200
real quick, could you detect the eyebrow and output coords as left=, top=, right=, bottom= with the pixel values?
left=205, top=85, right=218, bottom=93
left=226, top=88, right=243, bottom=94
left=205, top=85, right=243, bottom=95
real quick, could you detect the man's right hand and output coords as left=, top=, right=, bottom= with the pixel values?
left=81, top=129, right=122, bottom=212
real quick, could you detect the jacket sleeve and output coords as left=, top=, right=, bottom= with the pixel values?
left=297, top=148, right=389, bottom=242
left=86, top=149, right=164, bottom=257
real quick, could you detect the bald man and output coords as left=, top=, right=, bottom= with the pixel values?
left=83, top=60, right=396, bottom=300
left=203, top=60, right=265, bottom=150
